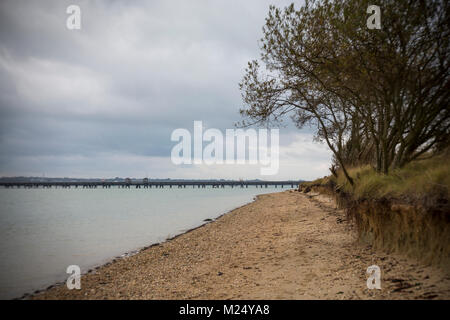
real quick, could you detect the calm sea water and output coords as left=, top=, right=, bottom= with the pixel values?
left=0, top=186, right=283, bottom=299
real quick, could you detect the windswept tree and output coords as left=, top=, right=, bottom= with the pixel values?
left=239, top=0, right=449, bottom=182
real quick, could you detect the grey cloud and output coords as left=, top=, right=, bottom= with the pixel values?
left=0, top=0, right=322, bottom=179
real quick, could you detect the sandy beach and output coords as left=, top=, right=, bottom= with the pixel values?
left=31, top=190, right=450, bottom=300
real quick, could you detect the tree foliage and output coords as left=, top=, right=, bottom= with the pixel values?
left=239, top=0, right=449, bottom=183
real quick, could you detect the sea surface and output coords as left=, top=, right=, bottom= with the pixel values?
left=0, top=186, right=284, bottom=299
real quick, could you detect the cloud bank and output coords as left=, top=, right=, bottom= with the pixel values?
left=0, top=0, right=331, bottom=180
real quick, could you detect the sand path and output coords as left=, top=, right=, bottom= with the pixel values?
left=32, top=191, right=450, bottom=299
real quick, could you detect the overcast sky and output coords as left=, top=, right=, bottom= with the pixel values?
left=0, top=0, right=331, bottom=180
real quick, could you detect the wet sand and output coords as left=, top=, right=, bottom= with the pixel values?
left=31, top=191, right=450, bottom=299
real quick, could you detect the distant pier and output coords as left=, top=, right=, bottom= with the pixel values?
left=0, top=180, right=301, bottom=189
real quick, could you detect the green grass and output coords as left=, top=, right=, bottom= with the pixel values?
left=331, top=154, right=450, bottom=201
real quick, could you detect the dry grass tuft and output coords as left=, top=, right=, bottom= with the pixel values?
left=332, top=153, right=450, bottom=202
